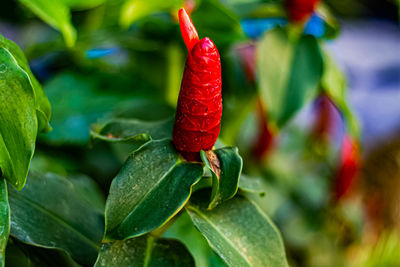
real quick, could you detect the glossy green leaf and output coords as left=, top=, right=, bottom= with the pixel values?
left=0, top=179, right=9, bottom=267
left=0, top=48, right=37, bottom=190
left=0, top=34, right=51, bottom=189
left=200, top=147, right=243, bottom=209
left=0, top=34, right=51, bottom=133
left=95, top=235, right=194, bottom=267
left=18, top=0, right=76, bottom=47
left=187, top=193, right=289, bottom=267
left=8, top=172, right=104, bottom=265
left=104, top=139, right=203, bottom=241
left=164, top=211, right=228, bottom=267
left=257, top=27, right=323, bottom=128
left=91, top=117, right=173, bottom=144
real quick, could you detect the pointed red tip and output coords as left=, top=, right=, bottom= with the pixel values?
left=178, top=8, right=199, bottom=52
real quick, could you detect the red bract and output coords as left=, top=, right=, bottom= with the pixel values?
left=312, top=94, right=336, bottom=143
left=173, top=8, right=222, bottom=161
left=236, top=43, right=256, bottom=84
left=286, top=0, right=319, bottom=23
left=252, top=99, right=275, bottom=160
left=334, top=135, right=360, bottom=201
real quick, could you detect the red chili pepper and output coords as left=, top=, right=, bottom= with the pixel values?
left=334, top=134, right=360, bottom=201
left=173, top=8, right=222, bottom=161
left=286, top=0, right=319, bottom=23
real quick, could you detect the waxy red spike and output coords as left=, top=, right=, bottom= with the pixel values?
left=178, top=8, right=199, bottom=52
left=173, top=9, right=222, bottom=161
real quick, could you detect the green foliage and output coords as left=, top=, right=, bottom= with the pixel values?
left=68, top=174, right=106, bottom=214
left=18, top=0, right=77, bottom=47
left=95, top=235, right=194, bottom=267
left=43, top=71, right=174, bottom=145
left=0, top=48, right=36, bottom=190
left=321, top=52, right=360, bottom=138
left=238, top=174, right=269, bottom=195
left=257, top=27, right=323, bottom=128
left=120, top=0, right=182, bottom=28
left=200, top=147, right=243, bottom=209
left=187, top=192, right=289, bottom=267
left=0, top=35, right=51, bottom=132
left=42, top=72, right=126, bottom=145
left=91, top=117, right=173, bottom=144
left=104, top=140, right=203, bottom=241
left=164, top=211, right=228, bottom=267
left=0, top=180, right=9, bottom=267
left=0, top=0, right=363, bottom=265
left=355, top=230, right=400, bottom=267
left=191, top=0, right=246, bottom=47
left=0, top=35, right=51, bottom=190
left=5, top=238, right=81, bottom=267
left=8, top=172, right=104, bottom=265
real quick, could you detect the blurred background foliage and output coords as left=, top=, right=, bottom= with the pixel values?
left=1, top=0, right=400, bottom=266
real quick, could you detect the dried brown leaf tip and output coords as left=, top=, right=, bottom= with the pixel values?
left=205, top=150, right=220, bottom=178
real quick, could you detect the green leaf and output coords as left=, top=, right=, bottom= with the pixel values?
left=5, top=238, right=80, bottom=267
left=62, top=0, right=106, bottom=10
left=0, top=34, right=51, bottom=133
left=8, top=172, right=104, bottom=265
left=0, top=179, right=10, bottom=267
left=0, top=34, right=51, bottom=189
left=43, top=72, right=171, bottom=145
left=0, top=48, right=37, bottom=190
left=200, top=147, right=243, bottom=209
left=186, top=192, right=289, bottom=267
left=321, top=52, right=360, bottom=138
left=91, top=117, right=173, bottom=144
left=257, top=27, right=323, bottom=128
left=238, top=174, right=268, bottom=195
left=104, top=139, right=203, bottom=241
left=42, top=72, right=125, bottom=145
left=119, top=0, right=182, bottom=28
left=164, top=211, right=228, bottom=267
left=68, top=174, right=106, bottom=214
left=191, top=0, right=246, bottom=47
left=355, top=230, right=400, bottom=267
left=18, top=0, right=77, bottom=47
left=95, top=235, right=195, bottom=267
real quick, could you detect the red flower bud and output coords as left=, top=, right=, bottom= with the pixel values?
left=286, top=0, right=319, bottom=23
left=173, top=8, right=222, bottom=161
left=334, top=135, right=360, bottom=200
